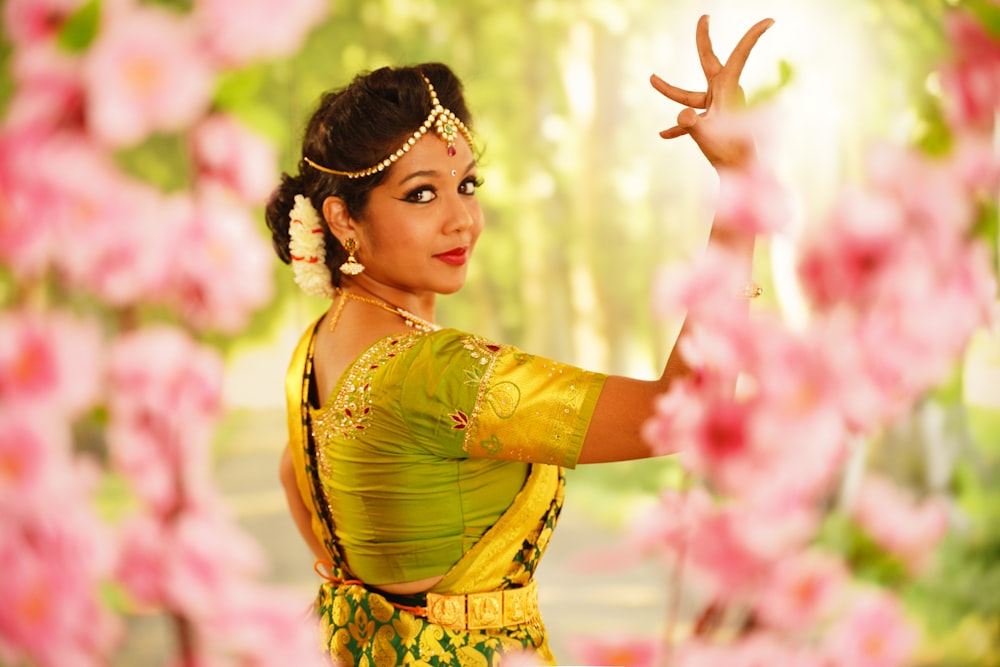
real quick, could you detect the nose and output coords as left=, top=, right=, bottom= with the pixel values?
left=442, top=190, right=478, bottom=234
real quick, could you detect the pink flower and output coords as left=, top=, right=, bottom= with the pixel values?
left=715, top=163, right=792, bottom=234
left=191, top=114, right=278, bottom=204
left=566, top=634, right=662, bottom=667
left=107, top=327, right=223, bottom=514
left=29, top=133, right=177, bottom=305
left=0, top=453, right=121, bottom=667
left=939, top=9, right=1000, bottom=133
left=115, top=514, right=169, bottom=609
left=0, top=125, right=61, bottom=280
left=0, top=408, right=99, bottom=525
left=675, top=634, right=826, bottom=667
left=6, top=43, right=85, bottom=131
left=621, top=488, right=815, bottom=600
left=117, top=500, right=267, bottom=618
left=850, top=475, right=950, bottom=572
left=0, top=308, right=103, bottom=418
left=646, top=314, right=848, bottom=505
left=83, top=3, right=215, bottom=147
left=192, top=0, right=328, bottom=67
left=824, top=590, right=917, bottom=667
left=653, top=245, right=754, bottom=326
left=754, top=549, right=849, bottom=633
left=204, top=585, right=330, bottom=667
left=1, top=0, right=86, bottom=45
left=163, top=505, right=267, bottom=616
left=164, top=187, right=275, bottom=333
left=797, top=186, right=906, bottom=311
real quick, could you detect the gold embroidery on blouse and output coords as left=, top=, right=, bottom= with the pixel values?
left=311, top=333, right=424, bottom=524
left=312, top=334, right=422, bottom=443
left=460, top=336, right=507, bottom=454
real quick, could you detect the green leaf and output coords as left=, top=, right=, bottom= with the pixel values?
left=57, top=0, right=101, bottom=53
left=961, top=0, right=1000, bottom=40
left=971, top=199, right=999, bottom=269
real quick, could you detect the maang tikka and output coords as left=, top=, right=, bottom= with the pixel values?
left=339, top=238, right=364, bottom=276
left=303, top=75, right=474, bottom=180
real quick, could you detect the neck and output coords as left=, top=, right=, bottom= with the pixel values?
left=336, top=288, right=439, bottom=333
left=344, top=279, right=436, bottom=322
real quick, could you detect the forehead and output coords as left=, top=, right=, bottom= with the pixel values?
left=381, top=135, right=476, bottom=184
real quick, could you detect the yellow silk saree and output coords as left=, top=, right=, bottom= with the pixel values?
left=284, top=319, right=606, bottom=666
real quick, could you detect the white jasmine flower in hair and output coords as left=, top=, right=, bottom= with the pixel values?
left=289, top=194, right=335, bottom=298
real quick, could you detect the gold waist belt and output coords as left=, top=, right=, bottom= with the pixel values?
left=425, top=579, right=539, bottom=630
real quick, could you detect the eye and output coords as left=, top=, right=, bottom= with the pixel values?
left=459, top=176, right=483, bottom=195
left=404, top=186, right=436, bottom=203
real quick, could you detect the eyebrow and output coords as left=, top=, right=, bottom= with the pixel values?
left=398, top=159, right=477, bottom=186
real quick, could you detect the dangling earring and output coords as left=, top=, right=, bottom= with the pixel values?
left=339, top=238, right=365, bottom=275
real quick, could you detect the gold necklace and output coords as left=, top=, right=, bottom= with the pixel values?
left=331, top=289, right=439, bottom=333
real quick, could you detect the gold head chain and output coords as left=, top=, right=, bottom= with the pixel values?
left=304, top=75, right=474, bottom=179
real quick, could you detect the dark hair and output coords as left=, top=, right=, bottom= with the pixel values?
left=265, top=63, right=474, bottom=287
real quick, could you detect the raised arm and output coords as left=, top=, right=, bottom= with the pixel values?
left=578, top=14, right=773, bottom=464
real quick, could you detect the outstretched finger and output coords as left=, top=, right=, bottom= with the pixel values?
left=723, top=18, right=775, bottom=82
left=695, top=15, right=723, bottom=80
left=650, top=74, right=707, bottom=109
left=658, top=126, right=688, bottom=140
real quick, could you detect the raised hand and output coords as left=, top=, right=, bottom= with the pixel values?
left=650, top=15, right=774, bottom=168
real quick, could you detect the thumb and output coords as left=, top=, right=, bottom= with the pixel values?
left=677, top=107, right=700, bottom=130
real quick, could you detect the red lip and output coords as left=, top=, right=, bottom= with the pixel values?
left=434, top=247, right=469, bottom=266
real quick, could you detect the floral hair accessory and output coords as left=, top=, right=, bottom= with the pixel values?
left=289, top=194, right=335, bottom=299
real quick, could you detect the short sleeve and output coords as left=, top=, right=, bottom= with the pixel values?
left=395, top=331, right=607, bottom=468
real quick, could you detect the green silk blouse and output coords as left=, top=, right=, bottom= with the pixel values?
left=309, top=328, right=607, bottom=586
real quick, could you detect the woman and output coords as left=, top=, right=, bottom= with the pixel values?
left=266, top=15, right=772, bottom=666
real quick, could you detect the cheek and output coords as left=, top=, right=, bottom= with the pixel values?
left=469, top=205, right=486, bottom=242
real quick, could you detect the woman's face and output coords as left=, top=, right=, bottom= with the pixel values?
left=352, top=134, right=483, bottom=297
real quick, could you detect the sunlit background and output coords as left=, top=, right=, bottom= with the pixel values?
left=227, top=0, right=953, bottom=409
left=3, top=0, right=999, bottom=664
left=214, top=1, right=1000, bottom=659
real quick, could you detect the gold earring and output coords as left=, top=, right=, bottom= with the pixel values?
left=339, top=238, right=365, bottom=275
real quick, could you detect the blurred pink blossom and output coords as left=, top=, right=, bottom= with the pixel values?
left=165, top=186, right=275, bottom=333
left=866, top=143, right=976, bottom=262
left=27, top=133, right=177, bottom=304
left=83, top=4, right=215, bottom=147
left=6, top=44, right=85, bottom=130
left=1, top=0, right=86, bottom=46
left=675, top=633, right=826, bottom=667
left=107, top=327, right=223, bottom=514
left=205, top=585, right=331, bottom=667
left=0, top=308, right=103, bottom=418
left=620, top=487, right=815, bottom=600
left=117, top=502, right=267, bottom=616
left=566, top=634, right=662, bottom=667
left=115, top=513, right=169, bottom=609
left=644, top=315, right=848, bottom=505
left=0, top=125, right=60, bottom=279
left=753, top=549, right=849, bottom=633
left=0, top=452, right=120, bottom=667
left=850, top=475, right=950, bottom=572
left=163, top=505, right=268, bottom=616
left=824, top=590, right=917, bottom=667
left=797, top=186, right=906, bottom=311
left=715, top=164, right=791, bottom=234
left=940, top=9, right=1000, bottom=132
left=192, top=114, right=279, bottom=204
left=653, top=245, right=753, bottom=326
left=192, top=0, right=328, bottom=67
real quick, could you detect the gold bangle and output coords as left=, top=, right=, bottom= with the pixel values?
left=744, top=282, right=763, bottom=299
